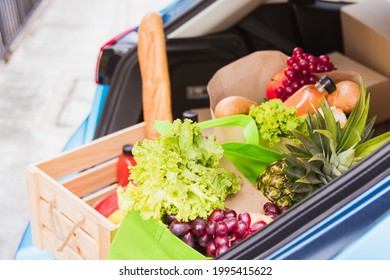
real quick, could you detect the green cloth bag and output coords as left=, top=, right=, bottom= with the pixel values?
left=108, top=210, right=209, bottom=260
left=108, top=115, right=282, bottom=260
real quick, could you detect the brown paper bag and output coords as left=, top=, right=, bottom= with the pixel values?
left=207, top=50, right=362, bottom=215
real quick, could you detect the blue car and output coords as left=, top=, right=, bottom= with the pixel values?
left=16, top=0, right=390, bottom=260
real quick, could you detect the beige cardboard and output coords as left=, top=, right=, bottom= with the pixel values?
left=341, top=0, right=390, bottom=78
left=328, top=51, right=390, bottom=124
left=206, top=49, right=390, bottom=216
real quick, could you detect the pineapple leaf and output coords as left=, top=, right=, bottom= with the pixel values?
left=296, top=171, right=323, bottom=185
left=290, top=183, right=314, bottom=194
left=312, top=107, right=331, bottom=156
left=314, top=129, right=338, bottom=161
left=284, top=165, right=306, bottom=180
left=338, top=83, right=370, bottom=153
left=336, top=147, right=355, bottom=172
left=284, top=152, right=304, bottom=168
left=361, top=115, right=376, bottom=143
left=293, top=130, right=322, bottom=155
left=319, top=100, right=338, bottom=143
left=284, top=143, right=310, bottom=157
left=354, top=131, right=390, bottom=162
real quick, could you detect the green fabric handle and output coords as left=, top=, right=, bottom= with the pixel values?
left=155, top=114, right=259, bottom=145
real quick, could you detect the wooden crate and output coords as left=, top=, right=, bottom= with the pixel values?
left=25, top=122, right=147, bottom=260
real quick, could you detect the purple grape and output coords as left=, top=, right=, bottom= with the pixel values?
left=208, top=208, right=225, bottom=222
left=169, top=220, right=191, bottom=236
left=265, top=212, right=278, bottom=219
left=180, top=231, right=195, bottom=248
left=164, top=214, right=177, bottom=224
left=215, top=221, right=228, bottom=236
left=319, top=54, right=330, bottom=64
left=198, top=233, right=211, bottom=248
left=224, top=209, right=237, bottom=219
left=206, top=221, right=216, bottom=235
left=191, top=217, right=206, bottom=237
left=224, top=217, right=238, bottom=232
left=230, top=237, right=242, bottom=247
left=292, top=47, right=303, bottom=57
left=206, top=240, right=217, bottom=257
left=263, top=202, right=279, bottom=215
left=215, top=235, right=229, bottom=248
left=216, top=244, right=229, bottom=256
left=280, top=206, right=291, bottom=214
left=250, top=220, right=267, bottom=233
left=287, top=56, right=295, bottom=67
left=299, top=59, right=308, bottom=69
left=234, top=220, right=249, bottom=238
left=238, top=212, right=251, bottom=228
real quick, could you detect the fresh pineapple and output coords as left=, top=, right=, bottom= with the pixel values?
left=257, top=158, right=310, bottom=207
left=257, top=82, right=390, bottom=208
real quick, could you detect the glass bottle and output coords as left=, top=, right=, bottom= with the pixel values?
left=284, top=75, right=336, bottom=116
left=116, top=144, right=136, bottom=186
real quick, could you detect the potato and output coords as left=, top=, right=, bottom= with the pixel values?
left=214, top=96, right=258, bottom=118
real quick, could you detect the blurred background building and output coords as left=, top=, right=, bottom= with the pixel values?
left=0, top=0, right=172, bottom=259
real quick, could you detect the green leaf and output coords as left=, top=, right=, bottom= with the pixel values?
left=296, top=171, right=322, bottom=185
left=338, top=83, right=369, bottom=152
left=336, top=147, right=356, bottom=172
left=361, top=115, right=376, bottom=143
left=293, top=131, right=322, bottom=155
left=354, top=131, right=390, bottom=161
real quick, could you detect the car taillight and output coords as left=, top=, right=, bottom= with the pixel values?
left=95, top=28, right=136, bottom=84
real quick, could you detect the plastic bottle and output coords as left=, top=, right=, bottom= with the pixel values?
left=284, top=75, right=336, bottom=116
left=116, top=144, right=136, bottom=186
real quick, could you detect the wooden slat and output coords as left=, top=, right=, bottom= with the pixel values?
left=36, top=122, right=146, bottom=179
left=62, top=158, right=117, bottom=198
left=39, top=200, right=101, bottom=260
left=25, top=165, right=44, bottom=248
left=82, top=184, right=117, bottom=208
left=37, top=171, right=116, bottom=240
left=41, top=226, right=84, bottom=260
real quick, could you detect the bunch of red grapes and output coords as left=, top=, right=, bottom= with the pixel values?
left=263, top=202, right=290, bottom=219
left=166, top=208, right=268, bottom=257
left=276, top=47, right=335, bottom=101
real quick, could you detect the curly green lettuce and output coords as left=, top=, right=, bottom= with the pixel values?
left=248, top=99, right=308, bottom=147
left=118, top=119, right=242, bottom=222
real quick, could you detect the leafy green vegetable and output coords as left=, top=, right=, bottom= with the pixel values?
left=248, top=99, right=308, bottom=148
left=117, top=119, right=242, bottom=223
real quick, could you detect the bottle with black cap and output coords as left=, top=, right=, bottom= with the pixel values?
left=116, top=144, right=136, bottom=186
left=182, top=110, right=198, bottom=122
left=284, top=74, right=337, bottom=116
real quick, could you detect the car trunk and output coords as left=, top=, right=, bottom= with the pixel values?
left=93, top=0, right=390, bottom=259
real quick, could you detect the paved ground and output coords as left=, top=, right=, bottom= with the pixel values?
left=0, top=0, right=172, bottom=260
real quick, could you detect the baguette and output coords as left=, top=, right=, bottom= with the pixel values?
left=138, top=12, right=173, bottom=139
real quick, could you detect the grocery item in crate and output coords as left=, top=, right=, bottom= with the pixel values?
left=116, top=144, right=136, bottom=187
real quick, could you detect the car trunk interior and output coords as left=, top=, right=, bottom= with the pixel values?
left=94, top=0, right=364, bottom=138
left=92, top=0, right=390, bottom=260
